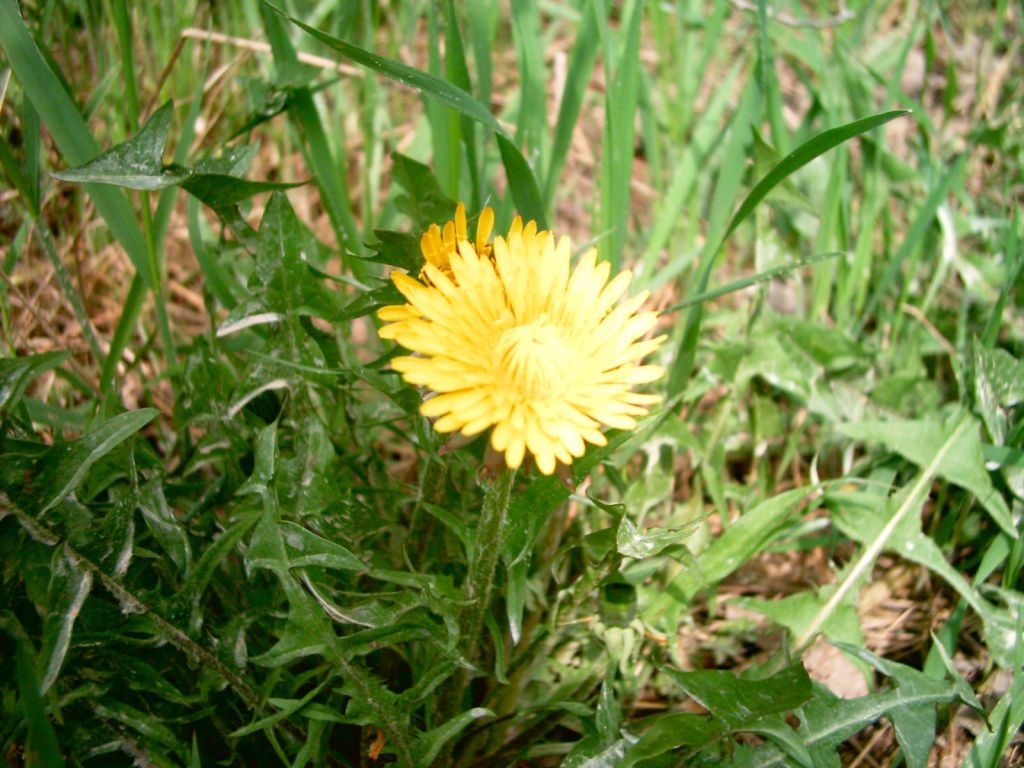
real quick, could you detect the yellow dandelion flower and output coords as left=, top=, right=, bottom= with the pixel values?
left=378, top=205, right=665, bottom=475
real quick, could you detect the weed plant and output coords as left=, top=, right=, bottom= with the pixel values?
left=1, top=1, right=1022, bottom=766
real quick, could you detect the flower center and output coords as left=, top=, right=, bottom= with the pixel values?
left=496, top=320, right=571, bottom=400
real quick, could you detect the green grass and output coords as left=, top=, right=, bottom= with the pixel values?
left=1, top=1, right=1022, bottom=766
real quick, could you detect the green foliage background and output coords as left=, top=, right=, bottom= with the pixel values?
left=0, top=0, right=1022, bottom=766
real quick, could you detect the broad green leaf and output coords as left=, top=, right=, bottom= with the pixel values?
left=663, top=663, right=813, bottom=728
left=647, top=486, right=816, bottom=620
left=616, top=517, right=698, bottom=560
left=833, top=643, right=962, bottom=768
left=827, top=487, right=1021, bottom=664
left=736, top=589, right=863, bottom=649
left=745, top=679, right=971, bottom=767
left=839, top=410, right=1016, bottom=537
left=51, top=101, right=189, bottom=190
left=620, top=713, right=724, bottom=767
left=796, top=414, right=978, bottom=649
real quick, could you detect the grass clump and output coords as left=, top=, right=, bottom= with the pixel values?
left=1, top=1, right=1022, bottom=766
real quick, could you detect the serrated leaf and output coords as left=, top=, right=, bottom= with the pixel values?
left=249, top=192, right=343, bottom=326
left=51, top=101, right=190, bottom=190
left=413, top=708, right=493, bottom=768
left=648, top=486, right=816, bottom=620
left=180, top=173, right=304, bottom=210
left=616, top=517, right=698, bottom=560
left=252, top=576, right=333, bottom=667
left=366, top=228, right=426, bottom=272
left=832, top=643, right=949, bottom=768
left=663, top=663, right=813, bottom=729
left=280, top=522, right=363, bottom=570
left=391, top=153, right=456, bottom=230
left=745, top=657, right=974, bottom=768
left=839, top=410, right=1016, bottom=537
left=22, top=409, right=158, bottom=514
left=247, top=509, right=290, bottom=573
left=138, top=479, right=191, bottom=575
left=39, top=551, right=92, bottom=693
left=620, top=713, right=724, bottom=768
left=337, top=283, right=404, bottom=322
left=178, top=512, right=260, bottom=603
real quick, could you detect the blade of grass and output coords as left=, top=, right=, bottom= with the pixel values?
left=424, top=4, right=457, bottom=200
left=598, top=0, right=643, bottom=270
left=858, top=153, right=965, bottom=332
left=465, top=0, right=498, bottom=203
left=795, top=413, right=972, bottom=650
left=667, top=108, right=911, bottom=395
left=663, top=251, right=844, bottom=312
left=639, top=59, right=742, bottom=287
left=186, top=196, right=238, bottom=310
left=111, top=0, right=141, bottom=130
left=268, top=3, right=547, bottom=227
left=809, top=149, right=846, bottom=319
left=665, top=77, right=761, bottom=397
left=0, top=134, right=104, bottom=367
left=756, top=0, right=789, bottom=154
left=445, top=0, right=480, bottom=209
left=260, top=6, right=364, bottom=270
left=98, top=275, right=147, bottom=401
left=0, top=0, right=152, bottom=287
left=981, top=209, right=1021, bottom=348
left=511, top=0, right=545, bottom=159
left=543, top=0, right=604, bottom=210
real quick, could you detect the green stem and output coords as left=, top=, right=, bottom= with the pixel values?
left=459, top=468, right=515, bottom=662
left=408, top=452, right=450, bottom=564
left=438, top=468, right=515, bottom=766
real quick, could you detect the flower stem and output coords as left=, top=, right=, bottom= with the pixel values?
left=459, top=467, right=515, bottom=661
left=437, top=468, right=515, bottom=764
